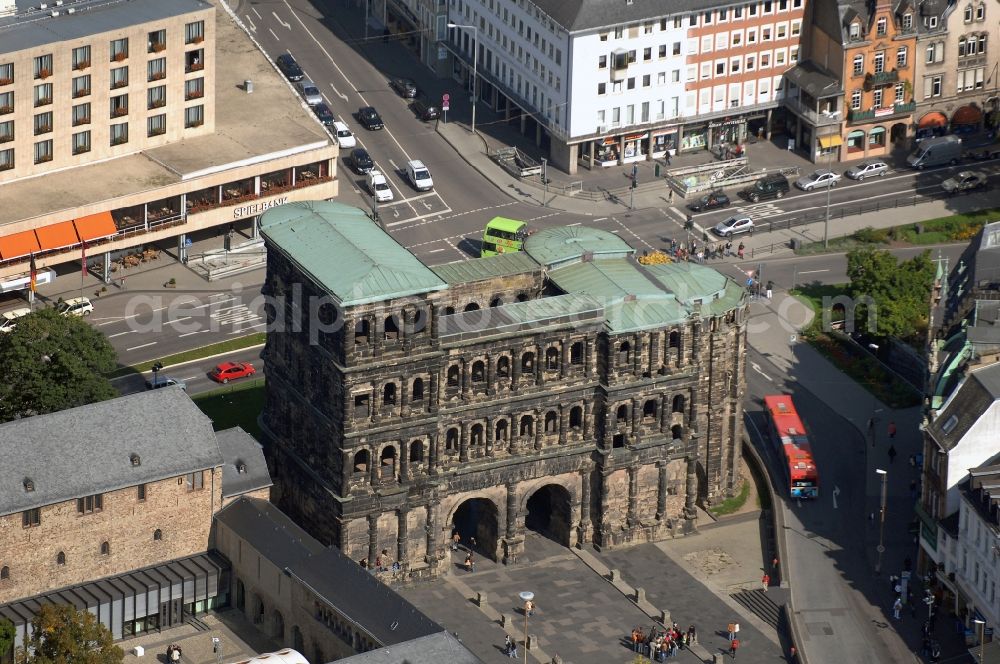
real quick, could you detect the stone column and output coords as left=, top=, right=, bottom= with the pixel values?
left=578, top=470, right=591, bottom=544
left=627, top=465, right=639, bottom=527
left=584, top=338, right=593, bottom=377
left=560, top=341, right=569, bottom=379
left=428, top=433, right=438, bottom=475
left=367, top=513, right=379, bottom=567
left=424, top=502, right=438, bottom=565
left=583, top=401, right=592, bottom=440
left=342, top=451, right=353, bottom=494
left=558, top=407, right=567, bottom=445
left=462, top=361, right=471, bottom=400
left=373, top=315, right=383, bottom=356
left=656, top=463, right=668, bottom=520
left=486, top=418, right=495, bottom=456
left=597, top=470, right=611, bottom=546
left=505, top=483, right=518, bottom=538
left=511, top=353, right=521, bottom=392
left=460, top=421, right=469, bottom=462
left=534, top=411, right=543, bottom=451
left=397, top=508, right=409, bottom=566
left=684, top=454, right=698, bottom=521
left=399, top=442, right=409, bottom=481
left=509, top=414, right=518, bottom=454
left=368, top=447, right=378, bottom=484
left=487, top=355, right=496, bottom=396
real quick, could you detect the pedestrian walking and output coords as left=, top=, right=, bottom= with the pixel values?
left=772, top=556, right=780, bottom=574
left=737, top=242, right=745, bottom=259
left=893, top=596, right=903, bottom=620
left=451, top=531, right=461, bottom=551
left=726, top=622, right=739, bottom=641
left=525, top=599, right=534, bottom=617
left=761, top=573, right=770, bottom=590
left=888, top=444, right=897, bottom=464
left=665, top=152, right=672, bottom=166
left=725, top=239, right=733, bottom=256
left=504, top=635, right=515, bottom=658
left=120, top=276, right=127, bottom=290
left=470, top=536, right=477, bottom=550
left=668, top=189, right=674, bottom=204
left=789, top=646, right=798, bottom=663
left=888, top=420, right=897, bottom=439
left=765, top=280, right=774, bottom=299
left=464, top=552, right=475, bottom=572
left=730, top=638, right=740, bottom=659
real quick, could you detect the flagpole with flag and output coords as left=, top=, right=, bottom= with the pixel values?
left=80, top=239, right=87, bottom=298
left=28, top=253, right=37, bottom=309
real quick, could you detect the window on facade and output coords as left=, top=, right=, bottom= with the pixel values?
left=110, top=122, right=128, bottom=146
left=0, top=120, right=10, bottom=143
left=73, top=75, right=91, bottom=98
left=851, top=89, right=862, bottom=109
left=873, top=51, right=884, bottom=73
left=873, top=88, right=883, bottom=108
left=925, top=75, right=942, bottom=97
left=69, top=103, right=89, bottom=127
left=137, top=483, right=147, bottom=501
left=110, top=66, right=128, bottom=89
left=110, top=94, right=128, bottom=119
left=56, top=552, right=66, bottom=565
left=598, top=82, right=606, bottom=95
left=598, top=54, right=607, bottom=69
left=77, top=493, right=103, bottom=514
left=147, top=114, right=166, bottom=137
left=101, top=541, right=110, bottom=555
left=446, top=364, right=460, bottom=386
left=22, top=508, right=40, bottom=527
left=148, top=57, right=166, bottom=82
left=496, top=356, right=510, bottom=378
left=147, top=86, right=166, bottom=110
left=33, top=54, right=52, bottom=80
left=153, top=529, right=163, bottom=541
left=186, top=471, right=204, bottom=491
left=964, top=4, right=974, bottom=21
left=896, top=47, right=907, bottom=67
left=902, top=12, right=912, bottom=29
left=0, top=566, right=8, bottom=580
left=411, top=377, right=424, bottom=401
left=72, top=130, right=91, bottom=155
left=0, top=62, right=12, bottom=84
left=185, top=105, right=204, bottom=128
left=72, top=46, right=91, bottom=70
left=186, top=20, right=206, bottom=44
left=34, top=83, right=52, bottom=107
left=33, top=139, right=52, bottom=164
left=148, top=29, right=167, bottom=53
left=0, top=148, right=11, bottom=171
left=849, top=22, right=860, bottom=39
left=876, top=17, right=887, bottom=35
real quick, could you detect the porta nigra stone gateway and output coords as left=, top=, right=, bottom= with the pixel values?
left=259, top=201, right=748, bottom=578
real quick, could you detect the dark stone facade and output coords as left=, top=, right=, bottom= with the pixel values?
left=260, top=237, right=748, bottom=578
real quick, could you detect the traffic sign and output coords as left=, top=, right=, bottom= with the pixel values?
left=442, top=103, right=450, bottom=111
left=442, top=93, right=451, bottom=102
left=876, top=544, right=886, bottom=553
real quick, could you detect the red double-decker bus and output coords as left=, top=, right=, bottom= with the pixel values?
left=763, top=395, right=819, bottom=499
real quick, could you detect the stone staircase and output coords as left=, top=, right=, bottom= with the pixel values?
left=730, top=588, right=783, bottom=631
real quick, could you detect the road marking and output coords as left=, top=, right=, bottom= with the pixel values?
left=181, top=375, right=201, bottom=381
left=750, top=362, right=772, bottom=381
left=107, top=331, right=135, bottom=338
left=594, top=217, right=608, bottom=222
left=269, top=27, right=279, bottom=41
left=178, top=330, right=210, bottom=338
left=798, top=269, right=830, bottom=275
left=272, top=11, right=291, bottom=29
left=427, top=248, right=446, bottom=253
left=833, top=485, right=841, bottom=510
left=609, top=216, right=654, bottom=251
left=389, top=159, right=399, bottom=171
left=251, top=6, right=262, bottom=18
left=567, top=222, right=582, bottom=226
left=328, top=82, right=348, bottom=101
left=246, top=16, right=257, bottom=32
left=126, top=342, right=157, bottom=351
left=384, top=206, right=454, bottom=227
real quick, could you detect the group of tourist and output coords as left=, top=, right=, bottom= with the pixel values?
left=630, top=623, right=697, bottom=661
left=665, top=238, right=746, bottom=263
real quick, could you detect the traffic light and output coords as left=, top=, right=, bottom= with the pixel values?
left=631, top=176, right=638, bottom=189
left=684, top=216, right=694, bottom=231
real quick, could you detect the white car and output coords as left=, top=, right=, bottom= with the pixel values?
left=332, top=121, right=356, bottom=148
left=712, top=215, right=754, bottom=237
left=367, top=170, right=394, bottom=203
left=795, top=169, right=841, bottom=191
left=406, top=159, right=434, bottom=191
left=0, top=307, right=31, bottom=332
left=844, top=160, right=889, bottom=180
left=296, top=79, right=323, bottom=106
left=57, top=297, right=93, bottom=317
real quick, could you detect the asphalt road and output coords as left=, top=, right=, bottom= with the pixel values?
left=113, top=346, right=265, bottom=397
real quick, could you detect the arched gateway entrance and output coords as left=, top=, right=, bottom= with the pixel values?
left=451, top=498, right=500, bottom=561
left=525, top=484, right=573, bottom=546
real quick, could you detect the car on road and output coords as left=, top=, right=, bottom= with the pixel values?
left=332, top=121, right=356, bottom=148
left=57, top=297, right=93, bottom=317
left=348, top=148, right=374, bottom=173
left=410, top=99, right=440, bottom=122
left=146, top=375, right=187, bottom=390
left=209, top=361, right=256, bottom=384
left=795, top=169, right=841, bottom=191
left=739, top=173, right=789, bottom=202
left=406, top=159, right=434, bottom=191
left=296, top=79, right=323, bottom=106
left=688, top=191, right=731, bottom=212
left=712, top=215, right=754, bottom=238
left=312, top=102, right=335, bottom=126
left=390, top=77, right=418, bottom=98
left=367, top=170, right=394, bottom=202
left=942, top=170, right=989, bottom=194
left=844, top=160, right=889, bottom=181
left=276, top=54, right=304, bottom=82
left=358, top=106, right=384, bottom=130
left=0, top=307, right=31, bottom=332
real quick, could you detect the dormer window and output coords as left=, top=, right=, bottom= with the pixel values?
left=23, top=478, right=34, bottom=492
left=130, top=453, right=141, bottom=467
left=902, top=12, right=912, bottom=29
left=876, top=17, right=887, bottom=35
left=849, top=22, right=861, bottom=39
left=236, top=461, right=247, bottom=474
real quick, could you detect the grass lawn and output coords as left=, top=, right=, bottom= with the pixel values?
left=789, top=283, right=849, bottom=323
left=108, top=333, right=266, bottom=378
left=709, top=481, right=751, bottom=517
left=192, top=380, right=265, bottom=438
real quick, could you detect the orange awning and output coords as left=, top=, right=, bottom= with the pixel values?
left=919, top=112, right=947, bottom=129
left=952, top=105, right=983, bottom=126
left=0, top=230, right=42, bottom=261
left=73, top=212, right=117, bottom=242
left=35, top=220, right=80, bottom=251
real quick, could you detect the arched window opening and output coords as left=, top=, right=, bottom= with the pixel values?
left=354, top=319, right=370, bottom=345
left=643, top=399, right=657, bottom=421
left=490, top=296, right=504, bottom=307
left=380, top=446, right=396, bottom=476
left=464, top=302, right=480, bottom=312
left=521, top=352, right=535, bottom=373
left=669, top=331, right=680, bottom=349
left=612, top=434, right=626, bottom=448
left=570, top=341, right=584, bottom=365
left=444, top=306, right=456, bottom=315
left=383, top=383, right=397, bottom=405
left=545, top=347, right=559, bottom=370
left=544, top=410, right=558, bottom=433
left=618, top=341, right=631, bottom=363
left=446, top=428, right=460, bottom=452
left=447, top=365, right=461, bottom=387
left=671, top=425, right=684, bottom=440
left=496, top=419, right=509, bottom=442
left=384, top=315, right=399, bottom=341
left=153, top=529, right=163, bottom=541
left=100, top=541, right=110, bottom=555
left=56, top=552, right=66, bottom=565
left=411, top=377, right=424, bottom=401
left=409, top=440, right=424, bottom=463
left=616, top=404, right=628, bottom=424
left=497, top=356, right=510, bottom=378
left=515, top=293, right=529, bottom=302
left=471, top=424, right=485, bottom=447
left=471, top=361, right=486, bottom=382
left=0, top=566, right=8, bottom=580
left=570, top=406, right=583, bottom=429
left=519, top=415, right=534, bottom=437
left=672, top=394, right=686, bottom=414
left=353, top=449, right=370, bottom=473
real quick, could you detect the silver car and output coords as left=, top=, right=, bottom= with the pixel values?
left=844, top=160, right=889, bottom=181
left=712, top=215, right=754, bottom=238
left=296, top=79, right=323, bottom=106
left=795, top=169, right=841, bottom=191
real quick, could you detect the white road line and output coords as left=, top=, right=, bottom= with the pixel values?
left=230, top=323, right=267, bottom=334
left=246, top=16, right=257, bottom=32
left=107, top=331, right=135, bottom=338
left=188, top=297, right=237, bottom=311
left=272, top=11, right=291, bottom=29
left=383, top=206, right=454, bottom=227
left=567, top=222, right=582, bottom=226
left=181, top=375, right=201, bottom=381
left=593, top=217, right=608, bottom=222
left=126, top=342, right=157, bottom=351
left=427, top=248, right=446, bottom=253
left=609, top=216, right=654, bottom=250
left=798, top=269, right=830, bottom=274
left=251, top=6, right=262, bottom=18
left=269, top=27, right=279, bottom=41
left=178, top=330, right=210, bottom=338
left=389, top=159, right=399, bottom=171
left=328, top=83, right=348, bottom=102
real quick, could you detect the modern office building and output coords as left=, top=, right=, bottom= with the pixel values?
left=0, top=0, right=337, bottom=285
left=259, top=201, right=749, bottom=578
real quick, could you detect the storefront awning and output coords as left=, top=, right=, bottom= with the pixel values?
left=35, top=221, right=80, bottom=252
left=0, top=230, right=41, bottom=261
left=818, top=134, right=843, bottom=148
left=919, top=112, right=947, bottom=128
left=73, top=212, right=117, bottom=242
left=952, top=105, right=983, bottom=126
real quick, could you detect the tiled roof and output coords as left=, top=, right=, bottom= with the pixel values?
left=216, top=427, right=272, bottom=500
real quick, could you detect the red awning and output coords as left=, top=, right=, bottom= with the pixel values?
left=0, top=230, right=41, bottom=261
left=952, top=106, right=983, bottom=126
left=35, top=221, right=80, bottom=251
left=918, top=112, right=947, bottom=128
left=73, top=212, right=117, bottom=241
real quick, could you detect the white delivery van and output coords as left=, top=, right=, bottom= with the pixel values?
left=406, top=160, right=434, bottom=191
left=906, top=135, right=963, bottom=169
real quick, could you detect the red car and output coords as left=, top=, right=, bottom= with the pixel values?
left=210, top=361, right=256, bottom=383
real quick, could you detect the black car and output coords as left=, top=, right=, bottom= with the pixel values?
left=349, top=148, right=374, bottom=174
left=390, top=77, right=418, bottom=98
left=312, top=102, right=335, bottom=126
left=358, top=106, right=384, bottom=130
left=276, top=54, right=304, bottom=82
left=410, top=99, right=440, bottom=122
left=688, top=191, right=731, bottom=212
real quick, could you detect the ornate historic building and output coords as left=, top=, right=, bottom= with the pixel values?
left=259, top=201, right=748, bottom=577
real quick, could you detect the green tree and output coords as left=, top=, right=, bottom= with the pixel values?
left=15, top=604, right=123, bottom=664
left=846, top=246, right=935, bottom=340
left=0, top=616, right=15, bottom=661
left=0, top=308, right=117, bottom=422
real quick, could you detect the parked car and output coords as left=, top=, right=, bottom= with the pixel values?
left=795, top=169, right=841, bottom=191
left=738, top=174, right=789, bottom=202
left=410, top=99, right=440, bottom=122
left=358, top=106, right=384, bottom=130
left=941, top=170, right=989, bottom=194
left=276, top=54, right=304, bottom=82
left=332, top=121, right=356, bottom=148
left=312, top=102, right=335, bottom=126
left=0, top=307, right=31, bottom=332
left=367, top=170, right=394, bottom=202
left=688, top=191, right=731, bottom=212
left=57, top=297, right=93, bottom=317
left=844, top=160, right=889, bottom=181
left=406, top=160, right=434, bottom=191
left=209, top=361, right=256, bottom=383
left=349, top=148, right=374, bottom=174
left=296, top=79, right=323, bottom=106
left=712, top=215, right=754, bottom=238
left=146, top=375, right=187, bottom=390
left=390, top=77, right=418, bottom=98
left=907, top=135, right=963, bottom=169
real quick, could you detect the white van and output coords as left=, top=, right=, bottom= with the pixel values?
left=906, top=135, right=963, bottom=169
left=367, top=170, right=394, bottom=202
left=406, top=159, right=434, bottom=191
left=0, top=307, right=31, bottom=332
left=332, top=121, right=356, bottom=148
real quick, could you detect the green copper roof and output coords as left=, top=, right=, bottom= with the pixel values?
left=260, top=201, right=447, bottom=306
left=431, top=252, right=540, bottom=284
left=439, top=293, right=604, bottom=342
left=643, top=262, right=731, bottom=304
left=524, top=226, right=634, bottom=268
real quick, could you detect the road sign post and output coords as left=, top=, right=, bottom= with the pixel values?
left=442, top=93, right=450, bottom=123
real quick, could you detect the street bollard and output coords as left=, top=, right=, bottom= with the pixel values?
left=526, top=634, right=535, bottom=650
left=660, top=609, right=671, bottom=624
left=609, top=569, right=621, bottom=582
left=634, top=587, right=645, bottom=603
left=477, top=592, right=487, bottom=607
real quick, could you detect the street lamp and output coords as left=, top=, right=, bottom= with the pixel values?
left=823, top=145, right=834, bottom=249
left=974, top=619, right=986, bottom=663
left=447, top=23, right=478, bottom=136
left=875, top=468, right=888, bottom=574
left=518, top=590, right=534, bottom=664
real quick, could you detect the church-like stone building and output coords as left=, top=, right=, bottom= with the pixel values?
left=259, top=201, right=748, bottom=577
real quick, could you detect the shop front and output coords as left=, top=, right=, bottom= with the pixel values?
left=708, top=118, right=746, bottom=147
left=594, top=136, right=619, bottom=166
left=916, top=111, right=948, bottom=141
left=622, top=132, right=648, bottom=163
left=651, top=127, right=678, bottom=158
left=680, top=123, right=708, bottom=152
left=952, top=105, right=983, bottom=133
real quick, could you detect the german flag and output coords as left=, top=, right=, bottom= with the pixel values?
left=29, top=253, right=37, bottom=293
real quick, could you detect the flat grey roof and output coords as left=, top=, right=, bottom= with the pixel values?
left=0, top=0, right=332, bottom=228
left=329, top=632, right=483, bottom=664
left=215, top=427, right=272, bottom=499
left=0, top=0, right=211, bottom=55
left=532, top=0, right=735, bottom=32
left=0, top=388, right=223, bottom=517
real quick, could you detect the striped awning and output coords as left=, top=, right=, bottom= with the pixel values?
left=818, top=134, right=843, bottom=148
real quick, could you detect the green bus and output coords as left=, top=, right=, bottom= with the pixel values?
left=480, top=217, right=528, bottom=257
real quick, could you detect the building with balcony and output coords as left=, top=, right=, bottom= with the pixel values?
left=0, top=0, right=337, bottom=284
left=443, top=0, right=805, bottom=173
left=912, top=0, right=998, bottom=141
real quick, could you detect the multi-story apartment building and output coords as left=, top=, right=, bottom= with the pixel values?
left=913, top=0, right=998, bottom=140
left=0, top=0, right=337, bottom=284
left=259, top=201, right=748, bottom=578
left=0, top=389, right=270, bottom=649
left=444, top=0, right=805, bottom=173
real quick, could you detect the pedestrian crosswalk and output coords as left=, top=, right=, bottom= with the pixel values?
left=733, top=202, right=785, bottom=219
